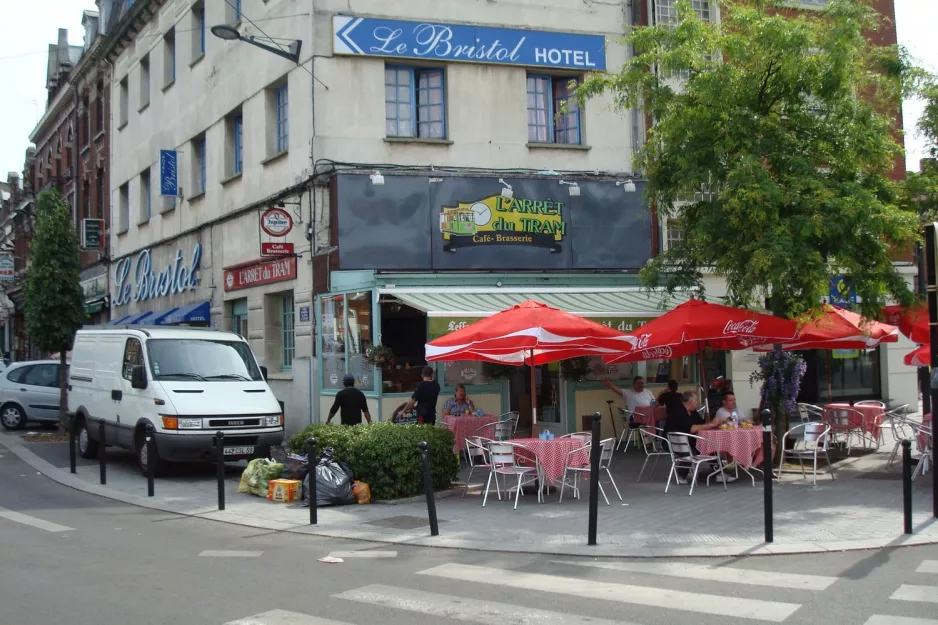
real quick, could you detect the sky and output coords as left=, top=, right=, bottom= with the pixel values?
left=0, top=1, right=936, bottom=181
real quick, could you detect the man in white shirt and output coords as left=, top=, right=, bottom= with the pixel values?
left=602, top=376, right=656, bottom=412
left=714, top=391, right=748, bottom=424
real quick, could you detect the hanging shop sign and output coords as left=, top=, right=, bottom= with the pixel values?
left=112, top=243, right=202, bottom=306
left=440, top=194, right=568, bottom=252
left=224, top=256, right=297, bottom=292
left=81, top=274, right=107, bottom=301
left=332, top=15, right=607, bottom=71
left=0, top=253, right=13, bottom=281
left=828, top=275, right=856, bottom=308
left=81, top=218, right=105, bottom=249
left=261, top=242, right=295, bottom=256
left=159, top=150, right=178, bottom=196
left=261, top=207, right=294, bottom=237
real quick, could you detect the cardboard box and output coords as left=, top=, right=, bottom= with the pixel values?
left=267, top=479, right=302, bottom=503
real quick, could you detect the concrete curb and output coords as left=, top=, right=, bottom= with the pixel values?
left=4, top=433, right=937, bottom=558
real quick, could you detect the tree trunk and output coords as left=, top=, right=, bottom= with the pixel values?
left=59, top=350, right=68, bottom=433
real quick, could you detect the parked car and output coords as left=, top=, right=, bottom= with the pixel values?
left=0, top=359, right=66, bottom=430
left=68, top=326, right=284, bottom=476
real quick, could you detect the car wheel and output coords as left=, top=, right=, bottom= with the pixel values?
left=0, top=403, right=26, bottom=431
left=77, top=418, right=99, bottom=459
left=136, top=429, right=165, bottom=477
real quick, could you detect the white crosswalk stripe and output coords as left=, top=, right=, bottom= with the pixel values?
left=334, top=584, right=638, bottom=625
left=890, top=584, right=938, bottom=604
left=863, top=617, right=938, bottom=625
left=417, top=562, right=801, bottom=622
left=865, top=559, right=938, bottom=624
left=328, top=550, right=398, bottom=559
left=552, top=559, right=839, bottom=590
left=224, top=609, right=351, bottom=625
left=916, top=560, right=938, bottom=574
left=199, top=550, right=263, bottom=558
left=0, top=507, right=74, bottom=532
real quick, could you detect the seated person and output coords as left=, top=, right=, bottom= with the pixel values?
left=714, top=391, right=747, bottom=424
left=442, top=384, right=476, bottom=416
left=663, top=391, right=733, bottom=484
left=656, top=379, right=683, bottom=413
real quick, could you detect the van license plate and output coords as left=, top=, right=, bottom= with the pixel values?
left=224, top=446, right=254, bottom=456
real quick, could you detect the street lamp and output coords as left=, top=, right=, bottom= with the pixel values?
left=210, top=24, right=302, bottom=64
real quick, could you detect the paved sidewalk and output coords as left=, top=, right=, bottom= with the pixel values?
left=2, top=428, right=935, bottom=557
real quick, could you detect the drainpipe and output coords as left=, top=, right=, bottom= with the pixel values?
left=308, top=6, right=318, bottom=425
left=917, top=241, right=931, bottom=414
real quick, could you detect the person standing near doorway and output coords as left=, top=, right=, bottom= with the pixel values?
left=401, top=366, right=441, bottom=425
left=326, top=374, right=373, bottom=426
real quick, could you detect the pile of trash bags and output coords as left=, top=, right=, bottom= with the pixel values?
left=265, top=446, right=369, bottom=506
left=236, top=458, right=284, bottom=497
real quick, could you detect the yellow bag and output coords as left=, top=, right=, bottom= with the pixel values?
left=352, top=480, right=371, bottom=504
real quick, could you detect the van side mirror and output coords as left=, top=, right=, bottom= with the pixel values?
left=260, top=366, right=268, bottom=381
left=131, top=365, right=148, bottom=389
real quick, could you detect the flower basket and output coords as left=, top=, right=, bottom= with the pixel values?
left=363, top=345, right=395, bottom=367
left=750, top=347, right=807, bottom=460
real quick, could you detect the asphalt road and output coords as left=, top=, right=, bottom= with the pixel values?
left=0, top=447, right=937, bottom=625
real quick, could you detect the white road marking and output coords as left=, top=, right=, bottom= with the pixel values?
left=552, top=559, right=838, bottom=591
left=327, top=550, right=398, bottom=559
left=863, top=616, right=938, bottom=625
left=224, top=610, right=351, bottom=625
left=916, top=560, right=938, bottom=574
left=197, top=550, right=263, bottom=558
left=418, top=563, right=800, bottom=623
left=0, top=507, right=74, bottom=532
left=334, top=584, right=639, bottom=625
left=891, top=585, right=938, bottom=604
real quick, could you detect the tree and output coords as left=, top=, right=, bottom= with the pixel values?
left=579, top=0, right=923, bottom=320
left=24, top=189, right=86, bottom=428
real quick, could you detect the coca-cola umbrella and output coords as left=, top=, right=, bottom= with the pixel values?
left=905, top=344, right=929, bottom=367
left=883, top=304, right=928, bottom=344
left=425, top=300, right=637, bottom=433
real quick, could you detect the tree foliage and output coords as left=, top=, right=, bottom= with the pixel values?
left=580, top=0, right=925, bottom=319
left=24, top=189, right=86, bottom=423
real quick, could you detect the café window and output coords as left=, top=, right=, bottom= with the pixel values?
left=819, top=347, right=881, bottom=399
left=322, top=292, right=374, bottom=392
left=380, top=300, right=428, bottom=394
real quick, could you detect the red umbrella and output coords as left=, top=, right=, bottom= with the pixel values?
left=905, top=344, right=929, bottom=367
left=425, top=300, right=636, bottom=433
left=755, top=305, right=898, bottom=351
left=883, top=304, right=929, bottom=344
left=604, top=299, right=799, bottom=364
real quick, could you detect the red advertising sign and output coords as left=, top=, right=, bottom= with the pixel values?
left=261, top=242, right=295, bottom=257
left=224, top=256, right=297, bottom=292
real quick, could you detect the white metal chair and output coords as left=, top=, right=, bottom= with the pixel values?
left=665, top=432, right=727, bottom=496
left=823, top=406, right=867, bottom=454
left=477, top=420, right=512, bottom=441
left=797, top=402, right=825, bottom=424
left=636, top=428, right=671, bottom=482
left=779, top=422, right=835, bottom=486
left=855, top=400, right=886, bottom=409
left=558, top=438, right=622, bottom=505
left=482, top=442, right=541, bottom=509
left=912, top=423, right=933, bottom=481
left=559, top=432, right=592, bottom=444
left=878, top=403, right=909, bottom=450
left=885, top=410, right=915, bottom=467
left=462, top=436, right=493, bottom=498
left=616, top=408, right=641, bottom=451
left=499, top=411, right=521, bottom=437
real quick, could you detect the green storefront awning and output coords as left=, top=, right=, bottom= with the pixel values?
left=85, top=300, right=106, bottom=315
left=381, top=288, right=691, bottom=337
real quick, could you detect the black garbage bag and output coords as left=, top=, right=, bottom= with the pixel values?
left=302, top=448, right=355, bottom=507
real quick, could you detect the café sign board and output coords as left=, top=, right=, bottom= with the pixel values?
left=224, top=256, right=297, bottom=292
left=113, top=243, right=202, bottom=306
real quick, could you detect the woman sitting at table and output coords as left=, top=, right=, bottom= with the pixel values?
left=442, top=384, right=476, bottom=416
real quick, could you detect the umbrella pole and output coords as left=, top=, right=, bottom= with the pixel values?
left=530, top=349, right=538, bottom=436
left=826, top=350, right=833, bottom=402
left=698, top=351, right=709, bottom=419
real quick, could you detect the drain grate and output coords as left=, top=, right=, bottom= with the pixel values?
left=364, top=515, right=447, bottom=530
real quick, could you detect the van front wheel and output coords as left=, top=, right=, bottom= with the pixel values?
left=136, top=429, right=165, bottom=477
left=77, top=419, right=98, bottom=459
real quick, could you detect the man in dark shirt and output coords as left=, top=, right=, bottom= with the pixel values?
left=400, top=366, right=441, bottom=425
left=656, top=379, right=683, bottom=413
left=664, top=390, right=729, bottom=483
left=326, top=374, right=372, bottom=426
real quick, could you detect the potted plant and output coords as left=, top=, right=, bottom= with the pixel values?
left=363, top=344, right=395, bottom=367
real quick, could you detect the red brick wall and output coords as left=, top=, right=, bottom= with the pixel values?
left=77, top=72, right=110, bottom=268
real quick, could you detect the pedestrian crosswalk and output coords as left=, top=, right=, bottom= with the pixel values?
left=222, top=554, right=938, bottom=625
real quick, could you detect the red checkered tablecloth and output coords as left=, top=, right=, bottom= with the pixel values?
left=697, top=429, right=765, bottom=470
left=823, top=404, right=884, bottom=436
left=442, top=415, right=497, bottom=453
left=634, top=405, right=667, bottom=426
left=509, top=438, right=590, bottom=483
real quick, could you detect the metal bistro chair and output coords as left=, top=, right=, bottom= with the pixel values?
left=636, top=427, right=672, bottom=483
left=797, top=402, right=825, bottom=424
left=482, top=442, right=541, bottom=509
left=558, top=438, right=622, bottom=505
left=779, top=422, right=835, bottom=486
left=499, top=411, right=521, bottom=437
left=477, top=419, right=512, bottom=441
left=911, top=422, right=933, bottom=481
left=824, top=406, right=866, bottom=454
left=462, top=436, right=494, bottom=498
left=665, top=432, right=727, bottom=496
left=616, top=407, right=642, bottom=451
left=877, top=403, right=909, bottom=449
left=885, top=409, right=915, bottom=468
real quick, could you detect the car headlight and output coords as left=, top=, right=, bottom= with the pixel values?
left=177, top=418, right=202, bottom=429
left=265, top=414, right=283, bottom=427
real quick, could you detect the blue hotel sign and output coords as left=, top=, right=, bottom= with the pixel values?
left=159, top=149, right=177, bottom=197
left=113, top=243, right=202, bottom=306
left=332, top=15, right=607, bottom=71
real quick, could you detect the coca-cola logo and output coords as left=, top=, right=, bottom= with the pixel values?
left=736, top=336, right=763, bottom=347
left=641, top=346, right=672, bottom=359
left=633, top=333, right=652, bottom=349
left=724, top=319, right=759, bottom=335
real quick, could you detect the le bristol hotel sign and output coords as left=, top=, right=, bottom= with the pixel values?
left=332, top=16, right=607, bottom=71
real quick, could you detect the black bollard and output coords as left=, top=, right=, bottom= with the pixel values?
left=902, top=439, right=913, bottom=535
left=214, top=431, right=225, bottom=511
left=587, top=411, right=602, bottom=546
left=418, top=441, right=439, bottom=536
left=98, top=420, right=106, bottom=485
left=145, top=423, right=155, bottom=497
left=68, top=414, right=76, bottom=474
left=307, top=437, right=318, bottom=525
left=762, top=409, right=773, bottom=543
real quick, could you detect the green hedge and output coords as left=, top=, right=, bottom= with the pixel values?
left=286, top=422, right=459, bottom=501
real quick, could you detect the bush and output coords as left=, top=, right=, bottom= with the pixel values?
left=286, top=422, right=459, bottom=501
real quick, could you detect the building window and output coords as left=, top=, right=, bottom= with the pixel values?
left=139, top=168, right=151, bottom=223
left=96, top=80, right=105, bottom=134
left=191, top=134, right=206, bottom=195
left=226, top=112, right=243, bottom=176
left=527, top=75, right=581, bottom=145
left=231, top=299, right=248, bottom=337
left=82, top=181, right=90, bottom=220
left=322, top=291, right=375, bottom=392
left=119, top=77, right=128, bottom=126
left=666, top=219, right=685, bottom=250
left=139, top=54, right=150, bottom=109
left=191, top=2, right=205, bottom=60
left=655, top=0, right=711, bottom=26
left=163, top=28, right=176, bottom=87
left=384, top=66, right=445, bottom=139
left=275, top=82, right=288, bottom=153
left=281, top=293, right=295, bottom=372
left=118, top=182, right=130, bottom=233
left=96, top=168, right=104, bottom=219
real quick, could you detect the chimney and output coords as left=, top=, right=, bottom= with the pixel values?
left=57, top=28, right=70, bottom=65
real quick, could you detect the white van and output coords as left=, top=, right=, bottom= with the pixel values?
left=68, top=327, right=284, bottom=475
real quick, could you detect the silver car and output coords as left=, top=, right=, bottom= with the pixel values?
left=0, top=360, right=66, bottom=430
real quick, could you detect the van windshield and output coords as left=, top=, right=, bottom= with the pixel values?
left=146, top=339, right=263, bottom=382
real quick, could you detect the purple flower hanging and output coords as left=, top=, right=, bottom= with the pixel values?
left=749, top=347, right=807, bottom=415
